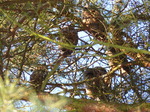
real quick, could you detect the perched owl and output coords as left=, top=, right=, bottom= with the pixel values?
left=82, top=7, right=106, bottom=41
left=84, top=67, right=111, bottom=101
left=59, top=25, right=78, bottom=57
left=107, top=47, right=131, bottom=75
left=30, top=65, right=48, bottom=93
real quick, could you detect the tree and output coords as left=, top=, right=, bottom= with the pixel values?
left=0, top=0, right=150, bottom=111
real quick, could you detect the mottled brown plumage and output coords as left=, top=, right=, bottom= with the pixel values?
left=59, top=25, right=78, bottom=57
left=84, top=67, right=111, bottom=101
left=82, top=7, right=106, bottom=41
left=30, top=66, right=48, bottom=92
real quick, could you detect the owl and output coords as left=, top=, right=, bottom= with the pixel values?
left=30, top=65, right=48, bottom=93
left=82, top=7, right=106, bottom=41
left=59, top=25, right=78, bottom=57
left=84, top=67, right=111, bottom=101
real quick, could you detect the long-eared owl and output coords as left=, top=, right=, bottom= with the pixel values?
left=82, top=6, right=106, bottom=41
left=84, top=67, right=111, bottom=101
left=30, top=65, right=48, bottom=93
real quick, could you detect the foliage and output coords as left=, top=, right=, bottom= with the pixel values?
left=0, top=0, right=150, bottom=111
left=0, top=75, right=25, bottom=111
left=0, top=75, right=67, bottom=111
